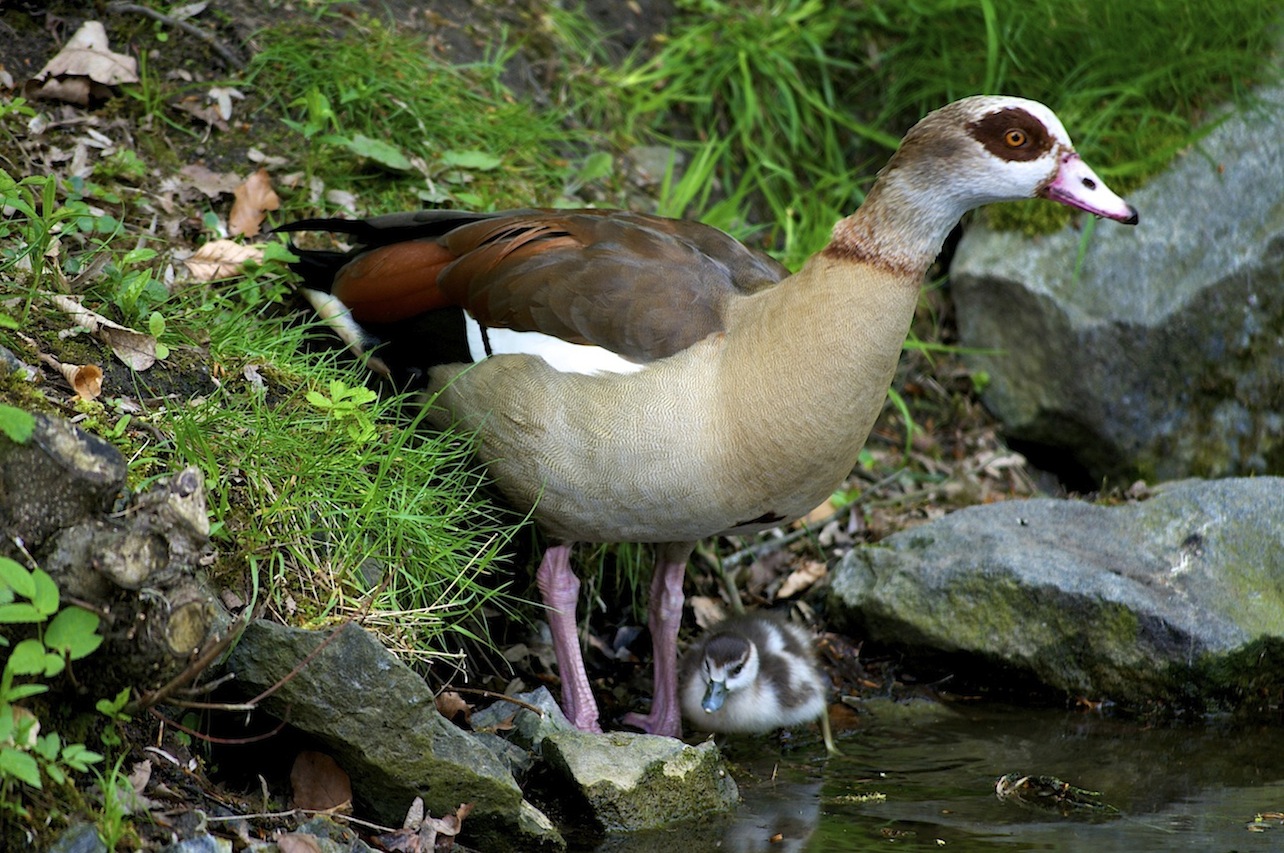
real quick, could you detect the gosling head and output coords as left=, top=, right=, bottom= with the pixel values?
left=698, top=633, right=761, bottom=713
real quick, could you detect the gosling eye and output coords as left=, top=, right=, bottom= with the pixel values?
left=728, top=663, right=744, bottom=678
left=1004, top=128, right=1028, bottom=148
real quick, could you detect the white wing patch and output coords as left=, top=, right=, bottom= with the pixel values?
left=464, top=314, right=646, bottom=376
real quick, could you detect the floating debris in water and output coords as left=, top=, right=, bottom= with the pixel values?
left=995, top=772, right=1121, bottom=819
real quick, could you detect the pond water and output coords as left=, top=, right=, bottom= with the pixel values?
left=588, top=701, right=1284, bottom=852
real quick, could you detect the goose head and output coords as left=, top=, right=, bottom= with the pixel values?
left=697, top=633, right=761, bottom=713
left=840, top=95, right=1138, bottom=273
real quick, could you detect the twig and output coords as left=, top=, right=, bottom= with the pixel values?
left=204, top=809, right=399, bottom=834
left=717, top=467, right=909, bottom=568
left=443, top=686, right=547, bottom=718
left=148, top=704, right=289, bottom=744
left=106, top=2, right=244, bottom=70
left=129, top=614, right=248, bottom=714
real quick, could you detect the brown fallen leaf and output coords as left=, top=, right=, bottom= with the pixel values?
left=434, top=691, right=470, bottom=725
left=689, top=595, right=726, bottom=630
left=184, top=239, right=265, bottom=281
left=49, top=294, right=157, bottom=371
left=775, top=559, right=827, bottom=600
left=179, top=164, right=243, bottom=198
left=230, top=168, right=281, bottom=236
left=289, top=750, right=351, bottom=812
left=275, top=833, right=324, bottom=853
left=41, top=354, right=104, bottom=401
left=38, top=352, right=103, bottom=400
left=24, top=21, right=138, bottom=106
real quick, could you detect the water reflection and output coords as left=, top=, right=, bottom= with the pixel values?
left=583, top=702, right=1284, bottom=851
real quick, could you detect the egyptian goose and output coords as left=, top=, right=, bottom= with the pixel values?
left=279, top=95, right=1138, bottom=738
left=679, top=614, right=837, bottom=753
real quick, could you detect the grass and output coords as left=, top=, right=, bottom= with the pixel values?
left=566, top=0, right=1280, bottom=244
left=246, top=15, right=589, bottom=213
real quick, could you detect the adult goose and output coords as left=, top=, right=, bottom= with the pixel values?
left=679, top=614, right=837, bottom=754
left=280, top=95, right=1138, bottom=738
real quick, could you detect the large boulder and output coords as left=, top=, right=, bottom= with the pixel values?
left=224, top=620, right=564, bottom=851
left=827, top=477, right=1284, bottom=711
left=950, top=89, right=1284, bottom=484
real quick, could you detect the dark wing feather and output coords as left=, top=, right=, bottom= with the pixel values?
left=436, top=210, right=789, bottom=361
left=280, top=208, right=790, bottom=363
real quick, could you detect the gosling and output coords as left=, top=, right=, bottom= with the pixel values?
left=679, top=614, right=838, bottom=754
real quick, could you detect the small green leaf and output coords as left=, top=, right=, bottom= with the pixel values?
left=123, top=247, right=158, bottom=265
left=147, top=311, right=166, bottom=337
left=42, top=651, right=65, bottom=679
left=306, top=390, right=333, bottom=409
left=0, top=405, right=36, bottom=444
left=345, top=134, right=412, bottom=171
left=45, top=764, right=66, bottom=785
left=7, top=639, right=48, bottom=675
left=4, top=684, right=48, bottom=702
left=0, top=603, right=44, bottom=624
left=576, top=151, right=614, bottom=183
left=0, top=313, right=19, bottom=330
left=440, top=149, right=502, bottom=171
left=44, top=607, right=103, bottom=660
left=61, top=743, right=103, bottom=771
left=34, top=732, right=59, bottom=761
left=0, top=558, right=34, bottom=600
left=30, top=569, right=59, bottom=616
left=0, top=746, right=41, bottom=788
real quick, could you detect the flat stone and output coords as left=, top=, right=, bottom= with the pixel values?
left=828, top=478, right=1284, bottom=711
left=223, top=620, right=563, bottom=851
left=539, top=730, right=739, bottom=832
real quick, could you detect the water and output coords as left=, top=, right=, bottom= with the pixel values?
left=590, top=701, right=1284, bottom=852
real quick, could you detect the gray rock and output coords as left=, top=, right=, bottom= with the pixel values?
left=539, top=730, right=739, bottom=832
left=0, top=412, right=126, bottom=551
left=827, top=477, right=1284, bottom=709
left=951, top=89, right=1284, bottom=483
left=159, top=834, right=230, bottom=853
left=470, top=686, right=575, bottom=749
left=47, top=823, right=108, bottom=853
left=223, top=620, right=563, bottom=851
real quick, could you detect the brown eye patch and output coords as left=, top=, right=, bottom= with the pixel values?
left=968, top=108, right=1054, bottom=162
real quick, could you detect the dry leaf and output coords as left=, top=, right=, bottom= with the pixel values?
left=229, top=168, right=280, bottom=236
left=689, top=595, right=726, bottom=629
left=179, top=164, right=242, bottom=198
left=775, top=559, right=827, bottom=600
left=275, top=833, right=324, bottom=853
left=62, top=361, right=103, bottom=401
left=24, top=22, right=138, bottom=106
left=39, top=352, right=104, bottom=401
left=434, top=691, right=470, bottom=724
left=184, top=239, right=264, bottom=280
left=171, top=94, right=229, bottom=131
left=289, top=751, right=352, bottom=812
left=207, top=85, right=245, bottom=121
left=50, top=294, right=157, bottom=370
left=403, top=796, right=426, bottom=830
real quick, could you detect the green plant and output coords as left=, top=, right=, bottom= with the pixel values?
left=0, top=556, right=105, bottom=810
left=305, top=378, right=379, bottom=444
left=248, top=16, right=577, bottom=212
left=95, top=688, right=132, bottom=749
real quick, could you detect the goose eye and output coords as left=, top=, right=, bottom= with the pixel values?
left=1004, top=128, right=1028, bottom=148
left=729, top=663, right=744, bottom=677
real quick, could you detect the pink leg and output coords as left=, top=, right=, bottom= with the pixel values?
left=622, top=542, right=695, bottom=738
left=536, top=543, right=602, bottom=733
